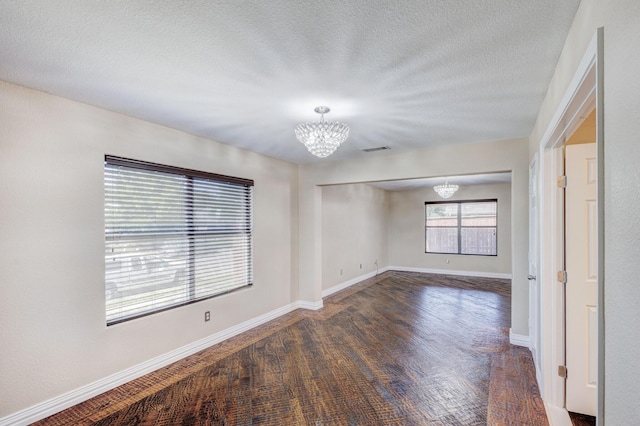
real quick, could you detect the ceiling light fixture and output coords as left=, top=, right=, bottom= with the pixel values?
left=295, top=106, right=349, bottom=158
left=434, top=178, right=459, bottom=199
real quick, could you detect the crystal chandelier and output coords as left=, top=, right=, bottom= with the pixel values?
left=434, top=178, right=459, bottom=199
left=295, top=106, right=349, bottom=158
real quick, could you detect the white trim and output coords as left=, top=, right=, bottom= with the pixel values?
left=297, top=300, right=323, bottom=310
left=539, top=35, right=597, bottom=150
left=388, top=266, right=512, bottom=280
left=0, top=300, right=314, bottom=426
left=544, top=403, right=572, bottom=426
left=536, top=359, right=544, bottom=398
left=509, top=329, right=531, bottom=347
left=321, top=266, right=391, bottom=298
left=538, top=31, right=599, bottom=411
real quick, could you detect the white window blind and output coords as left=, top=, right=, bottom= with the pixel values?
left=425, top=200, right=497, bottom=256
left=104, top=156, right=253, bottom=325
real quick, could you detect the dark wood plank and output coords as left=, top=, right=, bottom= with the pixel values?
left=569, top=411, right=597, bottom=426
left=34, top=271, right=548, bottom=425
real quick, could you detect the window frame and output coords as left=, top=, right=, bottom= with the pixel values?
left=104, top=155, right=254, bottom=326
left=424, top=199, right=498, bottom=256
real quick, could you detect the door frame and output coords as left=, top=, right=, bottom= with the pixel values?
left=537, top=29, right=604, bottom=419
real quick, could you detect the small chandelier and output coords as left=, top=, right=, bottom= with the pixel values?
left=295, top=106, right=349, bottom=158
left=434, top=178, right=459, bottom=199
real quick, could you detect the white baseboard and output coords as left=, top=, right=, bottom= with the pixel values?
left=509, top=329, right=531, bottom=347
left=530, top=346, right=545, bottom=395
left=321, top=266, right=510, bottom=299
left=297, top=299, right=323, bottom=310
left=544, top=403, right=572, bottom=426
left=321, top=266, right=390, bottom=298
left=388, top=266, right=512, bottom=280
left=0, top=300, right=317, bottom=426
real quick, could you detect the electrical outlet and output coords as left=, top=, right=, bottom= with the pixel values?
left=446, top=259, right=450, bottom=264
left=340, top=268, right=343, bottom=275
left=360, top=263, right=362, bottom=269
left=204, top=311, right=210, bottom=322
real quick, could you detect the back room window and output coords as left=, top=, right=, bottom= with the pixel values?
left=425, top=200, right=497, bottom=256
left=104, top=156, right=254, bottom=325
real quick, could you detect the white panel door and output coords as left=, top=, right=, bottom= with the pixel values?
left=565, top=143, right=597, bottom=416
left=528, top=155, right=539, bottom=366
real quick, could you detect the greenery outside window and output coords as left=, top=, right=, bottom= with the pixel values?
left=425, top=200, right=497, bottom=256
left=104, top=156, right=253, bottom=325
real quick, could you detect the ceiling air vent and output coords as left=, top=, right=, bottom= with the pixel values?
left=362, top=146, right=391, bottom=153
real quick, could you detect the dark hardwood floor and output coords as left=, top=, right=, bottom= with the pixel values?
left=35, top=271, right=548, bottom=425
left=569, top=411, right=597, bottom=426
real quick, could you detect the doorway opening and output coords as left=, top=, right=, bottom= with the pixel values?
left=536, top=29, right=603, bottom=423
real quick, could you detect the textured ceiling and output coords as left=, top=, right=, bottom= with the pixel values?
left=0, top=1, right=580, bottom=164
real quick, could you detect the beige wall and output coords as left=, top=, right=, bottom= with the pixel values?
left=529, top=0, right=600, bottom=156
left=321, top=184, right=388, bottom=290
left=529, top=0, right=640, bottom=421
left=0, top=81, right=299, bottom=417
left=388, top=183, right=511, bottom=275
left=299, top=137, right=529, bottom=337
left=602, top=1, right=640, bottom=420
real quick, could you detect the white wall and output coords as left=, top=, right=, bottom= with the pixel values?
left=321, top=184, right=388, bottom=291
left=0, top=81, right=299, bottom=417
left=528, top=0, right=601, bottom=156
left=388, top=183, right=511, bottom=275
left=529, top=0, right=640, bottom=421
left=602, top=1, right=640, bottom=421
left=299, top=137, right=529, bottom=336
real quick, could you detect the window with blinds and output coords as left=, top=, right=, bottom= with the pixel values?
left=104, top=156, right=254, bottom=325
left=425, top=200, right=497, bottom=256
